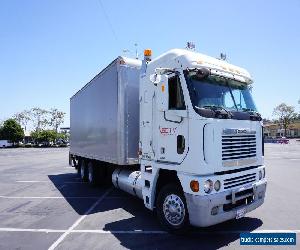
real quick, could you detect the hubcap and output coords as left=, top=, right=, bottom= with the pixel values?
left=163, top=194, right=185, bottom=226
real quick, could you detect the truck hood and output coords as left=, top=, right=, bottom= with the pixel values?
left=184, top=119, right=263, bottom=175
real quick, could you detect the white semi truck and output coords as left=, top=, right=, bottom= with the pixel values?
left=69, top=49, right=267, bottom=232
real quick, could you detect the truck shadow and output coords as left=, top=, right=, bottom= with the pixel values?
left=103, top=210, right=262, bottom=250
left=49, top=172, right=263, bottom=250
left=48, top=172, right=110, bottom=215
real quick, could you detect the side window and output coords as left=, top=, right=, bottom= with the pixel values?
left=168, top=75, right=186, bottom=110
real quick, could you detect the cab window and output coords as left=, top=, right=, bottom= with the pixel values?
left=168, top=75, right=186, bottom=110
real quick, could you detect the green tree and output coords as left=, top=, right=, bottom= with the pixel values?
left=39, top=130, right=57, bottom=143
left=273, top=103, right=297, bottom=137
left=0, top=119, right=24, bottom=144
left=30, top=131, right=39, bottom=142
left=31, top=130, right=58, bottom=144
left=49, top=108, right=65, bottom=133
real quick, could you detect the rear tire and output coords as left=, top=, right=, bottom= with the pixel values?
left=76, top=159, right=81, bottom=176
left=156, top=183, right=189, bottom=234
left=80, top=160, right=87, bottom=182
left=87, top=161, right=97, bottom=186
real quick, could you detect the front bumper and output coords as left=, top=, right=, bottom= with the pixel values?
left=184, top=179, right=267, bottom=227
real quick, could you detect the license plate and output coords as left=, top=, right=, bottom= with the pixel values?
left=236, top=208, right=246, bottom=219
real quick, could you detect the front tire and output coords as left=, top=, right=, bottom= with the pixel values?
left=156, top=183, right=189, bottom=233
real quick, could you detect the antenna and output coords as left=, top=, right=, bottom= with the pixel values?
left=186, top=41, right=195, bottom=51
left=122, top=44, right=139, bottom=59
left=122, top=49, right=130, bottom=57
left=134, top=43, right=139, bottom=59
left=220, top=52, right=227, bottom=61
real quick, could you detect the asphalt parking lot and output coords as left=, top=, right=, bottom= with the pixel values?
left=0, top=143, right=299, bottom=250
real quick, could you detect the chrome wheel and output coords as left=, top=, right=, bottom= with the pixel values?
left=163, top=194, right=185, bottom=226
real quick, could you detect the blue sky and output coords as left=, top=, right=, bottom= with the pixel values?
left=0, top=0, right=299, bottom=128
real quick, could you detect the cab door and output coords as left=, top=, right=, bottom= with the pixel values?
left=153, top=73, right=189, bottom=164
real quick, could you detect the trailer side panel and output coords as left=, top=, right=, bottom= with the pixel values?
left=70, top=57, right=141, bottom=165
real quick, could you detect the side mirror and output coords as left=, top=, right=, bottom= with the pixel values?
left=149, top=74, right=161, bottom=84
left=156, top=74, right=169, bottom=112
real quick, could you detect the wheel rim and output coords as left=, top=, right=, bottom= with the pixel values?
left=163, top=194, right=185, bottom=226
left=88, top=165, right=93, bottom=183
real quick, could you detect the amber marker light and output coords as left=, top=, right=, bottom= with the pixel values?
left=144, top=49, right=152, bottom=57
left=144, top=49, right=152, bottom=61
left=190, top=180, right=199, bottom=192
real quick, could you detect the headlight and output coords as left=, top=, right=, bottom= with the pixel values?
left=259, top=170, right=262, bottom=180
left=214, top=180, right=221, bottom=191
left=204, top=179, right=213, bottom=193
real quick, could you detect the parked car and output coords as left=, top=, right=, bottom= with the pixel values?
left=277, top=137, right=289, bottom=144
left=0, top=140, right=13, bottom=148
left=25, top=142, right=33, bottom=147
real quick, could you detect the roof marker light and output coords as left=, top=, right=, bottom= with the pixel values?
left=144, top=49, right=152, bottom=61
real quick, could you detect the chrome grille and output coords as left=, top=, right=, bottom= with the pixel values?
left=223, top=173, right=256, bottom=189
left=222, top=134, right=256, bottom=161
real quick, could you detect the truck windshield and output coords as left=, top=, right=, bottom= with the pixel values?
left=185, top=72, right=257, bottom=113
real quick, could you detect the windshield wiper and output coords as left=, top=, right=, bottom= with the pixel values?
left=241, top=108, right=262, bottom=121
left=225, top=81, right=238, bottom=111
left=200, top=105, right=232, bottom=119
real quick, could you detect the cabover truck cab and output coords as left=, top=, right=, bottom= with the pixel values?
left=138, top=49, right=266, bottom=231
left=69, top=49, right=266, bottom=233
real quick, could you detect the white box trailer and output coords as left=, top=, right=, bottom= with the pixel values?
left=70, top=57, right=141, bottom=165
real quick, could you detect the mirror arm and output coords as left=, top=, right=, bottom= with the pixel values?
left=155, top=68, right=177, bottom=75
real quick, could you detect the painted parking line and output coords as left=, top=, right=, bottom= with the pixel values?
left=267, top=157, right=300, bottom=160
left=48, top=188, right=113, bottom=250
left=0, top=195, right=102, bottom=199
left=71, top=229, right=167, bottom=234
left=0, top=228, right=65, bottom=233
left=57, top=184, right=67, bottom=190
left=0, top=228, right=166, bottom=234
left=0, top=228, right=299, bottom=234
left=71, top=229, right=300, bottom=234
left=64, top=182, right=85, bottom=184
left=16, top=180, right=49, bottom=183
left=16, top=180, right=83, bottom=184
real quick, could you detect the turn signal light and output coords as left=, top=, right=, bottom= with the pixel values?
left=190, top=180, right=199, bottom=192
